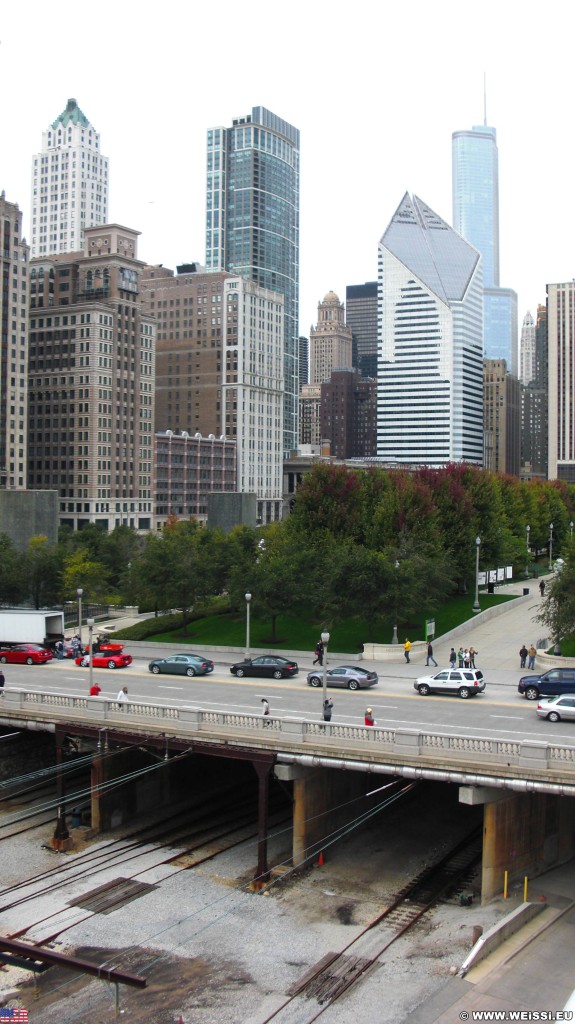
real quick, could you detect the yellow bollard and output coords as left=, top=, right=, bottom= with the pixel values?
left=524, top=876, right=528, bottom=902
left=503, top=870, right=509, bottom=899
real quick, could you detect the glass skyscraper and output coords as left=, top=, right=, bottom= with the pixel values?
left=206, top=107, right=300, bottom=455
left=452, top=123, right=518, bottom=376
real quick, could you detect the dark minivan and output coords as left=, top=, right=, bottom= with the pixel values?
left=518, top=668, right=575, bottom=701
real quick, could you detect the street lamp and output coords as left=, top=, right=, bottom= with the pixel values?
left=392, top=560, right=400, bottom=644
left=549, top=523, right=554, bottom=572
left=571, top=521, right=574, bottom=542
left=87, top=617, right=95, bottom=693
left=77, top=588, right=83, bottom=648
left=472, top=536, right=481, bottom=613
left=321, top=630, right=330, bottom=710
left=525, top=524, right=530, bottom=579
left=245, top=593, right=252, bottom=658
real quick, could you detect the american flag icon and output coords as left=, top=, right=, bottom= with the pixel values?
left=0, top=1011, right=29, bottom=1021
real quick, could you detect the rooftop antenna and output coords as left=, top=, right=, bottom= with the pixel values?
left=483, top=72, right=487, bottom=126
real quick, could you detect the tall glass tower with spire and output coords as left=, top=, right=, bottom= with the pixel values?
left=452, top=118, right=517, bottom=375
left=206, top=107, right=300, bottom=456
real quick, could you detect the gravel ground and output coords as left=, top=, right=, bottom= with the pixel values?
left=0, top=783, right=524, bottom=1024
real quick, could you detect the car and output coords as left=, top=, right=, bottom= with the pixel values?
left=414, top=668, right=485, bottom=699
left=230, top=656, right=299, bottom=679
left=75, top=652, right=133, bottom=669
left=306, top=665, right=379, bottom=690
left=536, top=695, right=575, bottom=722
left=148, top=654, right=215, bottom=677
left=0, top=644, right=53, bottom=665
left=518, top=668, right=575, bottom=701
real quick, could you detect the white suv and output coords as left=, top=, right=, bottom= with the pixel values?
left=414, top=668, right=485, bottom=699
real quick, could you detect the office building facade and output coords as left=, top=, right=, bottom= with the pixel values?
left=321, top=368, right=376, bottom=460
left=346, top=281, right=378, bottom=379
left=0, top=194, right=29, bottom=489
left=154, top=430, right=237, bottom=526
left=299, top=384, right=321, bottom=447
left=452, top=122, right=517, bottom=375
left=377, top=193, right=483, bottom=466
left=309, top=291, right=353, bottom=385
left=547, top=283, right=575, bottom=481
left=521, top=304, right=548, bottom=480
left=205, top=107, right=300, bottom=456
left=520, top=310, right=536, bottom=386
left=483, top=359, right=521, bottom=476
left=28, top=225, right=155, bottom=531
left=30, top=99, right=109, bottom=259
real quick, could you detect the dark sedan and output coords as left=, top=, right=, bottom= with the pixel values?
left=306, top=665, right=379, bottom=690
left=230, top=656, right=299, bottom=679
left=148, top=654, right=214, bottom=677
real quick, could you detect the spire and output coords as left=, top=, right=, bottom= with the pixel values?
left=51, top=98, right=90, bottom=130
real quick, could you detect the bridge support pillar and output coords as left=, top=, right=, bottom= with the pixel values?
left=51, top=729, right=74, bottom=851
left=292, top=766, right=371, bottom=867
left=253, top=759, right=273, bottom=885
left=481, top=790, right=575, bottom=903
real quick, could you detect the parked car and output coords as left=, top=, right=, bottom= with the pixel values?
left=75, top=652, right=132, bottom=669
left=518, top=668, right=575, bottom=701
left=306, top=665, right=379, bottom=690
left=0, top=644, right=53, bottom=666
left=536, top=695, right=575, bottom=722
left=230, top=656, right=298, bottom=679
left=414, top=668, right=485, bottom=699
left=148, top=654, right=214, bottom=677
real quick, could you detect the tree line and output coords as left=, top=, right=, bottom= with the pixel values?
left=2, top=463, right=574, bottom=641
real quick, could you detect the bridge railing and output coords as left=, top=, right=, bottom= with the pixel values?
left=3, top=688, right=575, bottom=782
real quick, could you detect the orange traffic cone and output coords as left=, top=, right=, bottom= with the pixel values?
left=317, top=851, right=324, bottom=866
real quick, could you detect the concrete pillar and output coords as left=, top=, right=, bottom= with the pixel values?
left=292, top=766, right=372, bottom=866
left=482, top=791, right=575, bottom=902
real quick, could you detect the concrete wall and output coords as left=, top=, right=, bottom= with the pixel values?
left=0, top=490, right=58, bottom=549
left=207, top=492, right=257, bottom=532
left=292, top=765, right=373, bottom=865
left=482, top=791, right=575, bottom=901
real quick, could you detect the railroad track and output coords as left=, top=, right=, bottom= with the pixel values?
left=260, top=825, right=483, bottom=1024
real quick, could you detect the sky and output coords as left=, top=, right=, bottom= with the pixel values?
left=2, top=1, right=574, bottom=340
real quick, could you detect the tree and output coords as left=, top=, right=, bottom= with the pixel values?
left=537, top=556, right=575, bottom=645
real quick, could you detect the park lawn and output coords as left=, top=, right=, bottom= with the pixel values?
left=136, top=589, right=515, bottom=653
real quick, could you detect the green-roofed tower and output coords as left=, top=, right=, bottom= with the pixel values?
left=31, top=98, right=109, bottom=257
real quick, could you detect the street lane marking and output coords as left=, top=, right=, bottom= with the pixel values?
left=490, top=714, right=524, bottom=719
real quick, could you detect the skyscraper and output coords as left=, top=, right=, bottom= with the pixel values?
left=521, top=304, right=548, bottom=480
left=377, top=193, right=483, bottom=466
left=205, top=107, right=300, bottom=455
left=345, top=281, right=378, bottom=379
left=30, top=99, right=109, bottom=258
left=547, top=283, right=575, bottom=482
left=520, top=311, right=536, bottom=386
left=0, top=193, right=29, bottom=489
left=309, top=291, right=353, bottom=385
left=452, top=120, right=518, bottom=375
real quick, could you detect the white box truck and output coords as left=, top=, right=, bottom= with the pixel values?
left=0, top=609, right=65, bottom=648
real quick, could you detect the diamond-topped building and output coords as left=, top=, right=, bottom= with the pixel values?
left=377, top=193, right=484, bottom=467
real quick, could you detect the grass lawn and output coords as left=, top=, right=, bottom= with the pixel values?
left=130, top=589, right=515, bottom=653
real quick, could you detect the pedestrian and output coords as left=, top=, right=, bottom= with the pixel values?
left=539, top=580, right=545, bottom=597
left=469, top=646, right=477, bottom=668
left=117, top=686, right=128, bottom=707
left=89, top=682, right=101, bottom=697
left=0, top=669, right=5, bottom=696
left=519, top=644, right=528, bottom=669
left=458, top=647, right=464, bottom=668
left=323, top=698, right=333, bottom=722
left=449, top=648, right=457, bottom=669
left=426, top=641, right=438, bottom=668
left=403, top=638, right=411, bottom=664
left=261, top=698, right=270, bottom=716
left=528, top=644, right=537, bottom=671
left=364, top=707, right=375, bottom=726
left=313, top=641, right=324, bottom=666
left=463, top=649, right=471, bottom=669
left=55, top=640, right=65, bottom=660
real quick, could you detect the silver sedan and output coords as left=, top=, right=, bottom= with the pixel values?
left=536, top=695, right=575, bottom=722
left=306, top=665, right=379, bottom=690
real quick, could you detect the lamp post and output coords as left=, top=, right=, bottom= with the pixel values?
left=321, top=630, right=330, bottom=710
left=571, top=521, right=574, bottom=542
left=525, top=524, right=530, bottom=579
left=87, top=617, right=95, bottom=693
left=245, top=593, right=252, bottom=658
left=76, top=588, right=83, bottom=648
left=472, top=536, right=481, bottom=613
left=549, top=523, right=554, bottom=572
left=392, top=560, right=400, bottom=644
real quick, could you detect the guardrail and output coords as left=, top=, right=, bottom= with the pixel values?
left=3, top=688, right=575, bottom=785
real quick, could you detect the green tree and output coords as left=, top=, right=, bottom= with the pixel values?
left=537, top=556, right=575, bottom=645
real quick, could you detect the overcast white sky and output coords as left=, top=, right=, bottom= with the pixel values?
left=2, top=1, right=573, bottom=337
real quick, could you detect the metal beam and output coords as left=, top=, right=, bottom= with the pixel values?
left=0, top=936, right=146, bottom=988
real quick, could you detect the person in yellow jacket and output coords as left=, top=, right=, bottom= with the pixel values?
left=404, top=638, right=411, bottom=664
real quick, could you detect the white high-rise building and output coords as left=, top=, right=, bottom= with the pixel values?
left=377, top=193, right=484, bottom=466
left=519, top=311, right=536, bottom=386
left=547, top=282, right=575, bottom=483
left=30, top=98, right=109, bottom=258
left=0, top=193, right=29, bottom=488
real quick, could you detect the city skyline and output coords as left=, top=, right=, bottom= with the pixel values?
left=2, top=3, right=574, bottom=340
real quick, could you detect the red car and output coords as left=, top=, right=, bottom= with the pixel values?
left=0, top=644, right=53, bottom=665
left=75, top=652, right=132, bottom=670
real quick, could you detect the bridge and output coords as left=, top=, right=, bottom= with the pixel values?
left=2, top=684, right=575, bottom=902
